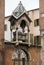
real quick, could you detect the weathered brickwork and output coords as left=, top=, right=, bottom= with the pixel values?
left=40, top=0, right=44, bottom=13
left=28, top=47, right=41, bottom=65
left=39, top=17, right=44, bottom=30
left=39, top=0, right=44, bottom=29
left=39, top=0, right=44, bottom=64
left=0, top=0, right=4, bottom=50
left=4, top=46, right=41, bottom=65
left=4, top=48, right=14, bottom=65
left=0, top=0, right=5, bottom=65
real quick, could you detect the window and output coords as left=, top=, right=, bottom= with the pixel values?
left=34, top=19, right=39, bottom=26
left=4, top=24, right=7, bottom=31
left=30, top=34, right=33, bottom=45
left=34, top=36, right=41, bottom=45
left=20, top=20, right=26, bottom=29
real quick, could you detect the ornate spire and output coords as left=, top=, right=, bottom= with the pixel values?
left=12, top=1, right=26, bottom=18
left=18, top=1, right=22, bottom=5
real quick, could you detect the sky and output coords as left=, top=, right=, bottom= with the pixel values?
left=5, top=0, right=39, bottom=16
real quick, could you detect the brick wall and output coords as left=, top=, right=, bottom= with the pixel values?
left=4, top=48, right=14, bottom=65
left=40, top=0, right=44, bottom=13
left=39, top=0, right=44, bottom=29
left=4, top=46, right=41, bottom=65
left=0, top=0, right=4, bottom=50
left=28, top=47, right=41, bottom=65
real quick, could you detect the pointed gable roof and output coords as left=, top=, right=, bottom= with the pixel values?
left=9, top=1, right=32, bottom=24
left=12, top=1, right=26, bottom=19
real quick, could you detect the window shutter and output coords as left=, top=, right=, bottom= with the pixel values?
left=37, top=36, right=41, bottom=45
left=34, top=36, right=37, bottom=45
left=34, top=20, right=37, bottom=26
left=34, top=19, right=39, bottom=26
left=30, top=34, right=33, bottom=45
left=34, top=36, right=41, bottom=46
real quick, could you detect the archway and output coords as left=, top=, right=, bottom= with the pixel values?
left=20, top=20, right=29, bottom=32
left=12, top=49, right=30, bottom=65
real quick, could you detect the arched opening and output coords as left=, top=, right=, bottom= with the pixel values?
left=20, top=20, right=26, bottom=29
left=12, top=49, right=29, bottom=65
left=12, top=20, right=29, bottom=42
left=20, top=20, right=29, bottom=32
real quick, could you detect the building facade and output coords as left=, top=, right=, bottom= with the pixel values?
left=0, top=0, right=44, bottom=65
left=4, top=2, right=41, bottom=65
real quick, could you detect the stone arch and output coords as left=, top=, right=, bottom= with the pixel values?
left=12, top=49, right=31, bottom=61
left=18, top=19, right=29, bottom=32
left=19, top=19, right=29, bottom=28
left=12, top=49, right=32, bottom=65
left=21, top=49, right=30, bottom=60
left=12, top=49, right=27, bottom=60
